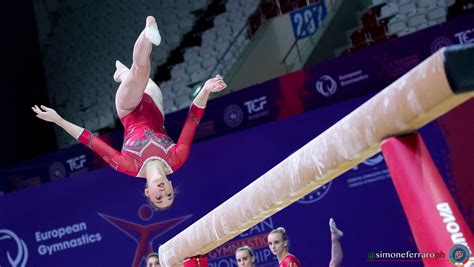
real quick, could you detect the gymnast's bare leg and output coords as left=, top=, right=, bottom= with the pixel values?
left=329, top=218, right=343, bottom=267
left=114, top=16, right=161, bottom=118
left=114, top=60, right=164, bottom=116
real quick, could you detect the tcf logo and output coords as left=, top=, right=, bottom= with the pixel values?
left=244, top=96, right=267, bottom=114
left=66, top=155, right=87, bottom=171
left=455, top=29, right=474, bottom=44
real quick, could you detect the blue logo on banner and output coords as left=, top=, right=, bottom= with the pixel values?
left=0, top=229, right=28, bottom=267
left=290, top=3, right=327, bottom=40
left=223, top=104, right=244, bottom=128
left=430, top=36, right=453, bottom=54
left=316, top=75, right=337, bottom=97
left=49, top=162, right=67, bottom=181
left=298, top=181, right=332, bottom=204
left=352, top=154, right=384, bottom=170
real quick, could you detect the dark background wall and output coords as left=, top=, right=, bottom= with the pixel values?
left=0, top=1, right=56, bottom=168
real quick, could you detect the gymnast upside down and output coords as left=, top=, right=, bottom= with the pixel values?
left=32, top=16, right=227, bottom=210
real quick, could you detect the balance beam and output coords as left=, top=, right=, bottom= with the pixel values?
left=159, top=45, right=474, bottom=267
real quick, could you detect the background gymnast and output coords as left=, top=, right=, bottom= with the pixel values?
left=235, top=245, right=255, bottom=267
left=268, top=227, right=302, bottom=267
left=32, top=16, right=227, bottom=210
left=267, top=218, right=343, bottom=267
left=146, top=252, right=160, bottom=267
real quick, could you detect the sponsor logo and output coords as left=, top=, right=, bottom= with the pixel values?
left=315, top=70, right=370, bottom=97
left=244, top=96, right=270, bottom=121
left=449, top=244, right=471, bottom=265
left=298, top=181, right=332, bottom=204
left=316, top=75, right=337, bottom=97
left=377, top=53, right=420, bottom=79
left=437, top=202, right=474, bottom=266
left=454, top=29, right=474, bottom=45
left=353, top=154, right=384, bottom=170
left=244, top=96, right=267, bottom=114
left=66, top=155, right=87, bottom=171
left=364, top=154, right=384, bottom=166
left=35, top=222, right=102, bottom=256
left=338, top=70, right=369, bottom=87
left=348, top=154, right=390, bottom=188
left=0, top=229, right=28, bottom=267
left=48, top=162, right=67, bottom=181
left=223, top=104, right=244, bottom=128
left=430, top=36, right=453, bottom=54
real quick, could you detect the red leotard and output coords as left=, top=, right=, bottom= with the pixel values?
left=279, top=254, right=302, bottom=267
left=78, top=93, right=204, bottom=177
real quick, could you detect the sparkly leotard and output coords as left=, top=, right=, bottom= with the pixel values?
left=78, top=93, right=204, bottom=177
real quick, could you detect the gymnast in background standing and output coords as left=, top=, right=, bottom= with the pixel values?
left=267, top=218, right=343, bottom=267
left=235, top=245, right=256, bottom=267
left=146, top=252, right=160, bottom=267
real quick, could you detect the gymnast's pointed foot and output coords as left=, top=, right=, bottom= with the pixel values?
left=144, top=16, right=161, bottom=46
left=330, top=218, right=343, bottom=241
left=113, top=60, right=129, bottom=82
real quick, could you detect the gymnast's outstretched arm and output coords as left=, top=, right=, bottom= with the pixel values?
left=32, top=105, right=123, bottom=170
left=193, top=75, right=226, bottom=108
left=171, top=75, right=227, bottom=169
left=32, top=105, right=84, bottom=139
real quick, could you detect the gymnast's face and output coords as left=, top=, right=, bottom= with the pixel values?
left=235, top=250, right=254, bottom=267
left=268, top=232, right=287, bottom=257
left=145, top=176, right=174, bottom=210
left=147, top=256, right=160, bottom=267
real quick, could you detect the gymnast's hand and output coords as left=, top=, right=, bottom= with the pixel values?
left=32, top=105, right=62, bottom=124
left=202, top=75, right=227, bottom=93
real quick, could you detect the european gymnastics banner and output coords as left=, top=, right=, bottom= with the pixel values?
left=1, top=94, right=472, bottom=267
